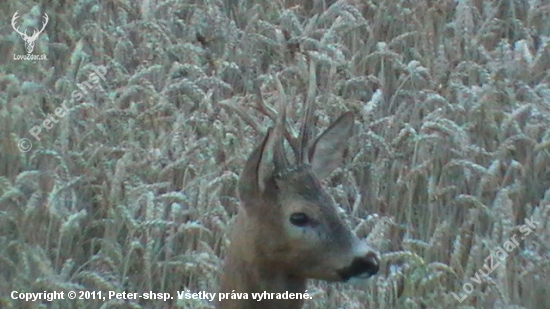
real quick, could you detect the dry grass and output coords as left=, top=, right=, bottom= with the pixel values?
left=1, top=0, right=549, bottom=308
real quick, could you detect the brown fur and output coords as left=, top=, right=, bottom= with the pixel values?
left=218, top=108, right=379, bottom=309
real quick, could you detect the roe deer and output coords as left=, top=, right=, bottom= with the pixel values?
left=218, top=89, right=379, bottom=309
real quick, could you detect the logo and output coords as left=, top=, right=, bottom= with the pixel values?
left=12, top=11, right=48, bottom=60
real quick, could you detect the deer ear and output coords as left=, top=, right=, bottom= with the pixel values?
left=308, top=112, right=354, bottom=179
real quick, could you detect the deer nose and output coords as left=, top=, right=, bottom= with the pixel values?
left=338, top=251, right=380, bottom=281
left=361, top=251, right=380, bottom=276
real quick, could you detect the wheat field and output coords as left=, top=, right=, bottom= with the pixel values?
left=1, top=0, right=549, bottom=308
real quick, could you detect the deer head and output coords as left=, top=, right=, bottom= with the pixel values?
left=218, top=76, right=379, bottom=309
left=12, top=11, right=49, bottom=54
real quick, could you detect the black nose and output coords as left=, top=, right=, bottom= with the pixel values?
left=362, top=251, right=380, bottom=275
left=338, top=252, right=380, bottom=281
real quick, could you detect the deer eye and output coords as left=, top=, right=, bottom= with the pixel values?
left=289, top=212, right=309, bottom=226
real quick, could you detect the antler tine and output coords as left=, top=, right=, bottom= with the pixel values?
left=272, top=73, right=290, bottom=170
left=30, top=13, right=48, bottom=39
left=11, top=11, right=27, bottom=37
left=298, top=57, right=317, bottom=165
left=298, top=98, right=313, bottom=165
left=254, top=77, right=300, bottom=157
left=253, top=80, right=277, bottom=121
left=35, top=13, right=49, bottom=37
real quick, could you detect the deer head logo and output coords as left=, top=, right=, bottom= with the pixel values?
left=12, top=11, right=49, bottom=54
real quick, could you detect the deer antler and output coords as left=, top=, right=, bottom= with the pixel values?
left=11, top=11, right=49, bottom=40
left=30, top=13, right=49, bottom=40
left=11, top=11, right=28, bottom=38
